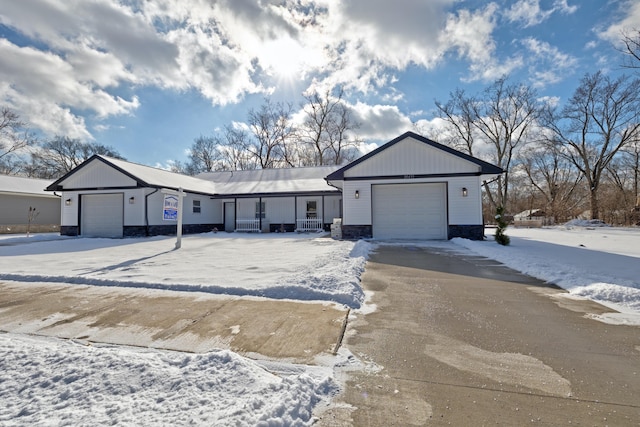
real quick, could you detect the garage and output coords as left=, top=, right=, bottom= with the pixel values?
left=81, top=194, right=123, bottom=238
left=372, top=183, right=447, bottom=239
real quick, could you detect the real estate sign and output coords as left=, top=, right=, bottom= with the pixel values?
left=163, top=195, right=179, bottom=221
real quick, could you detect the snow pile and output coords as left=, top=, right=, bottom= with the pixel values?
left=452, top=225, right=640, bottom=320
left=563, top=219, right=611, bottom=228
left=0, top=334, right=336, bottom=426
left=0, top=233, right=373, bottom=308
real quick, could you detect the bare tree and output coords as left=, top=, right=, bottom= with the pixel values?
left=544, top=72, right=640, bottom=220
left=435, top=88, right=476, bottom=156
left=27, top=136, right=124, bottom=178
left=620, top=137, right=640, bottom=206
left=298, top=88, right=361, bottom=166
left=519, top=141, right=584, bottom=223
left=181, top=126, right=256, bottom=174
left=246, top=98, right=295, bottom=169
left=185, top=135, right=223, bottom=174
left=435, top=76, right=543, bottom=211
left=0, top=107, right=37, bottom=174
left=620, top=29, right=640, bottom=69
left=219, top=125, right=255, bottom=171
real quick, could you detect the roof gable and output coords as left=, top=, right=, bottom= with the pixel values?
left=326, top=131, right=503, bottom=181
left=47, top=155, right=217, bottom=195
left=46, top=155, right=339, bottom=196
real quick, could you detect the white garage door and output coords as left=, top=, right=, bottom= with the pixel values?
left=372, top=183, right=447, bottom=239
left=81, top=194, right=123, bottom=238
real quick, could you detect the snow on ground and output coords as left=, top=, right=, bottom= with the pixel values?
left=452, top=224, right=640, bottom=326
left=1, top=225, right=638, bottom=425
left=0, top=232, right=371, bottom=426
left=0, top=334, right=337, bottom=426
left=0, top=232, right=372, bottom=308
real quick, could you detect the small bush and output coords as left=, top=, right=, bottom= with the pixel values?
left=494, top=206, right=510, bottom=246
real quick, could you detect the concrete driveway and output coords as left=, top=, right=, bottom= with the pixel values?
left=317, top=244, right=640, bottom=426
left=0, top=281, right=348, bottom=364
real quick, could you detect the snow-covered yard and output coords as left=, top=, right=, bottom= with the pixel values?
left=0, top=225, right=638, bottom=425
left=454, top=222, right=640, bottom=325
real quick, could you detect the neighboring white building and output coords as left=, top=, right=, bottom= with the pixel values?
left=46, top=132, right=502, bottom=240
left=0, top=175, right=61, bottom=234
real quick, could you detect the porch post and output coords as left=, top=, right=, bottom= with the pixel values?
left=322, top=195, right=325, bottom=230
left=259, top=196, right=263, bottom=231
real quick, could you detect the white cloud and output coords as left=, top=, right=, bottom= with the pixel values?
left=521, top=38, right=577, bottom=87
left=598, top=0, right=640, bottom=44
left=0, top=0, right=522, bottom=143
left=505, top=0, right=577, bottom=28
left=442, top=3, right=524, bottom=82
left=348, top=102, right=413, bottom=141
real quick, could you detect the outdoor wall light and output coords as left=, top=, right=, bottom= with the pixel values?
left=129, top=196, right=135, bottom=204
left=65, top=198, right=72, bottom=206
left=462, top=187, right=468, bottom=197
left=355, top=190, right=360, bottom=199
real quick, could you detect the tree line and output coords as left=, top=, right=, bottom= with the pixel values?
left=426, top=29, right=640, bottom=225
left=170, top=88, right=362, bottom=174
left=2, top=31, right=640, bottom=226
left=0, top=109, right=124, bottom=178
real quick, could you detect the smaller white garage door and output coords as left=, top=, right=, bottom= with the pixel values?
left=373, top=183, right=447, bottom=239
left=81, top=194, right=123, bottom=238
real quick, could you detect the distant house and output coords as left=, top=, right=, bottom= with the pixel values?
left=46, top=131, right=503, bottom=240
left=0, top=175, right=61, bottom=234
left=513, top=209, right=553, bottom=227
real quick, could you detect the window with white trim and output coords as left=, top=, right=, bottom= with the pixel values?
left=193, top=199, right=201, bottom=214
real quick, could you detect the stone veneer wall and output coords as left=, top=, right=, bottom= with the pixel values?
left=448, top=224, right=484, bottom=240
left=341, top=225, right=373, bottom=240
left=126, top=224, right=221, bottom=237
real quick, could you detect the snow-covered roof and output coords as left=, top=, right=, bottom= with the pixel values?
left=99, top=156, right=219, bottom=194
left=47, top=155, right=218, bottom=195
left=198, top=166, right=341, bottom=196
left=0, top=174, right=58, bottom=198
left=514, top=209, right=545, bottom=219
left=47, top=155, right=341, bottom=197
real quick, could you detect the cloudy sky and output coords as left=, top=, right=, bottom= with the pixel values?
left=1, top=0, right=639, bottom=167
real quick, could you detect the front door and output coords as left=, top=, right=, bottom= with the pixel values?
left=224, top=202, right=235, bottom=232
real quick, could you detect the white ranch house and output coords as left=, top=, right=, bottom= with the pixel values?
left=46, top=132, right=502, bottom=240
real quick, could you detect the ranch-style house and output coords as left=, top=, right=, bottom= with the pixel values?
left=46, top=131, right=503, bottom=240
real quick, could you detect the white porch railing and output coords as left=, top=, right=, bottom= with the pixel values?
left=296, top=218, right=323, bottom=232
left=235, top=219, right=260, bottom=232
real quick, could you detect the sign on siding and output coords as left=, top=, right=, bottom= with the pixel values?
left=163, top=195, right=179, bottom=221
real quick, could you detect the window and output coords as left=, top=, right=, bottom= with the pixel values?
left=193, top=199, right=201, bottom=214
left=255, top=201, right=265, bottom=219
left=306, top=200, right=317, bottom=219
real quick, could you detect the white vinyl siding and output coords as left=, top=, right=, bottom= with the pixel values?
left=447, top=176, right=483, bottom=224
left=344, top=136, right=480, bottom=178
left=372, top=183, right=447, bottom=240
left=81, top=193, right=123, bottom=238
left=62, top=161, right=137, bottom=189
left=265, top=197, right=295, bottom=224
